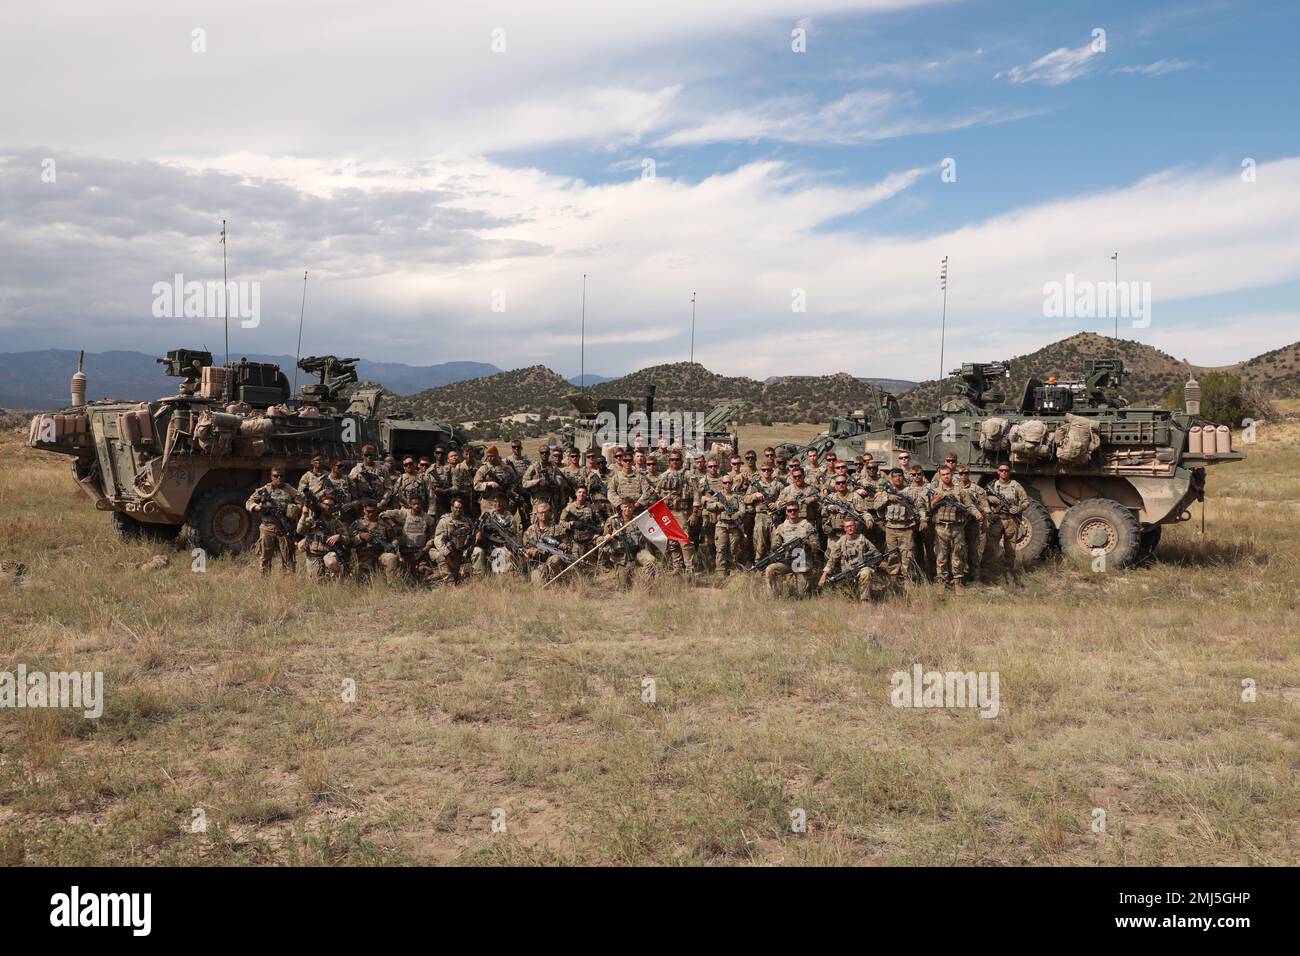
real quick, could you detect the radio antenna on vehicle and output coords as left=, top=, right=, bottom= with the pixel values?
left=293, top=271, right=309, bottom=395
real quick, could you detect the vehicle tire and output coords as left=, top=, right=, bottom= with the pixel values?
left=111, top=511, right=183, bottom=544
left=186, top=487, right=259, bottom=556
left=1012, top=498, right=1055, bottom=564
left=1136, top=525, right=1162, bottom=566
left=1058, top=497, right=1140, bottom=568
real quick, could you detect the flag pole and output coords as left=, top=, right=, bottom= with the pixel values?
left=543, top=498, right=667, bottom=588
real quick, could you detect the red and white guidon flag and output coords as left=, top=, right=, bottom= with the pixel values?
left=633, top=499, right=690, bottom=551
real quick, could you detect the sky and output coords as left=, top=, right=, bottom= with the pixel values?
left=1, top=0, right=1297, bottom=381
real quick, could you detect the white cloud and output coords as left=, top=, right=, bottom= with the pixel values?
left=1110, top=60, right=1196, bottom=77
left=997, top=43, right=1100, bottom=86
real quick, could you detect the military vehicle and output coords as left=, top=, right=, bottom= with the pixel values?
left=780, top=359, right=1244, bottom=567
left=565, top=384, right=746, bottom=458
left=28, top=349, right=469, bottom=555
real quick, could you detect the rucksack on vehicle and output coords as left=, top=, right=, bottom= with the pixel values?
left=1009, top=419, right=1053, bottom=463
left=979, top=417, right=1011, bottom=453
left=1054, top=413, right=1100, bottom=465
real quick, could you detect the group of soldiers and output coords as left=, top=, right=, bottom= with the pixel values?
left=242, top=439, right=1032, bottom=600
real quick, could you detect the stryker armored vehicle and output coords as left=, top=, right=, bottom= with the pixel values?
left=28, top=349, right=469, bottom=554
left=565, top=384, right=746, bottom=458
left=779, top=359, right=1244, bottom=567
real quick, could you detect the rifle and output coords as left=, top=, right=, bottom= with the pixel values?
left=878, top=488, right=919, bottom=520
left=531, top=535, right=576, bottom=566
left=748, top=535, right=808, bottom=573
left=710, top=491, right=739, bottom=518
left=254, top=488, right=294, bottom=533
left=929, top=490, right=978, bottom=523
left=984, top=485, right=1021, bottom=518
left=825, top=546, right=899, bottom=585
left=481, top=511, right=531, bottom=573
left=817, top=494, right=861, bottom=520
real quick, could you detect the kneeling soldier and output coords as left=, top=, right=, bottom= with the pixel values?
left=600, top=499, right=657, bottom=589
left=764, top=504, right=819, bottom=597
left=298, top=491, right=350, bottom=579
left=349, top=500, right=390, bottom=583
left=818, top=514, right=881, bottom=602
left=432, top=497, right=474, bottom=584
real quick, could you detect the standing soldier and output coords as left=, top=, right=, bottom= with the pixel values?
left=931, top=452, right=960, bottom=488
left=473, top=445, right=518, bottom=516
left=448, top=447, right=476, bottom=517
left=957, top=466, right=989, bottom=586
left=523, top=448, right=568, bottom=518
left=325, top=458, right=356, bottom=518
left=474, top=495, right=522, bottom=577
left=601, top=499, right=657, bottom=588
left=818, top=514, right=882, bottom=602
left=386, top=457, right=428, bottom=510
left=246, top=468, right=303, bottom=575
left=746, top=461, right=784, bottom=561
left=505, top=440, right=530, bottom=483
left=297, top=491, right=350, bottom=579
left=776, top=465, right=820, bottom=529
left=984, top=463, right=1029, bottom=587
left=299, top=454, right=331, bottom=496
left=705, top=474, right=745, bottom=575
left=561, top=448, right=584, bottom=507
left=909, top=463, right=935, bottom=577
left=820, top=473, right=872, bottom=547
left=872, top=468, right=928, bottom=591
left=928, top=467, right=984, bottom=591
left=584, top=451, right=611, bottom=520
left=654, top=450, right=696, bottom=575
left=426, top=448, right=456, bottom=520
left=349, top=445, right=388, bottom=504
left=764, top=504, right=819, bottom=597
left=432, top=498, right=474, bottom=584
left=607, top=453, right=652, bottom=513
left=348, top=500, right=390, bottom=584
left=559, top=485, right=603, bottom=566
left=697, top=457, right=729, bottom=572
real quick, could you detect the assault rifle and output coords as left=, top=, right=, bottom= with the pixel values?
left=710, top=491, right=739, bottom=517
left=817, top=494, right=862, bottom=521
left=929, top=490, right=980, bottom=523
left=984, top=485, right=1021, bottom=518
left=825, top=546, right=899, bottom=586
left=254, top=488, right=294, bottom=534
left=748, top=535, right=809, bottom=573
left=878, top=488, right=919, bottom=520
left=481, top=511, right=531, bottom=573
left=530, top=535, right=576, bottom=566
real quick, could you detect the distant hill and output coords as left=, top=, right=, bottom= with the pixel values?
left=391, top=365, right=576, bottom=423
left=568, top=374, right=615, bottom=387
left=0, top=349, right=500, bottom=410
left=1236, top=341, right=1300, bottom=398
left=897, top=332, right=1200, bottom=414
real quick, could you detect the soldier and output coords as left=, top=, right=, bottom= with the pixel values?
left=930, top=453, right=961, bottom=489
left=379, top=494, right=438, bottom=584
left=299, top=454, right=331, bottom=496
left=607, top=453, right=652, bottom=512
left=432, top=498, right=474, bottom=584
left=725, top=455, right=748, bottom=493
left=584, top=451, right=612, bottom=519
left=297, top=490, right=350, bottom=579
left=473, top=445, right=517, bottom=515
left=348, top=500, right=391, bottom=583
left=426, top=448, right=455, bottom=520
left=819, top=451, right=839, bottom=490
left=909, top=463, right=935, bottom=577
left=818, top=514, right=882, bottom=602
left=449, top=447, right=476, bottom=516
left=764, top=504, right=819, bottom=597
left=741, top=450, right=759, bottom=480
left=386, top=457, right=428, bottom=510
left=872, top=467, right=928, bottom=591
left=601, top=499, right=657, bottom=589
left=957, top=466, right=989, bottom=586
left=522, top=502, right=570, bottom=585
left=896, top=450, right=913, bottom=475
left=644, top=454, right=661, bottom=486
left=928, top=467, right=984, bottom=591
left=561, top=448, right=584, bottom=505
left=325, top=458, right=356, bottom=517
left=653, top=450, right=696, bottom=575
left=746, top=462, right=784, bottom=561
left=706, top=474, right=745, bottom=574
left=821, top=474, right=872, bottom=546
left=349, top=445, right=388, bottom=503
left=776, top=465, right=820, bottom=527
left=523, top=447, right=569, bottom=517
left=474, top=494, right=523, bottom=577
left=246, top=468, right=303, bottom=575
left=381, top=454, right=399, bottom=484
left=695, top=457, right=730, bottom=572
left=505, top=440, right=530, bottom=483
left=984, top=463, right=1029, bottom=587
left=559, top=485, right=603, bottom=564
left=774, top=453, right=789, bottom=479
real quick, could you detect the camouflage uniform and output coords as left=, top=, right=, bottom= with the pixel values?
left=984, top=478, right=1030, bottom=582
left=872, top=484, right=928, bottom=589
left=522, top=460, right=568, bottom=517
left=775, top=482, right=820, bottom=524
left=378, top=506, right=438, bottom=583
left=764, top=518, right=818, bottom=597
left=473, top=508, right=522, bottom=577
left=298, top=467, right=332, bottom=497
left=821, top=532, right=882, bottom=602
left=297, top=507, right=350, bottom=579
left=473, top=461, right=518, bottom=515
left=389, top=470, right=429, bottom=510
left=705, top=488, right=745, bottom=574
left=523, top=521, right=571, bottom=585
left=928, top=484, right=984, bottom=587
left=819, top=491, right=873, bottom=546
left=601, top=512, right=657, bottom=588
left=584, top=467, right=613, bottom=520
left=959, top=479, right=990, bottom=584
left=245, top=482, right=303, bottom=574
left=349, top=459, right=388, bottom=504
left=653, top=467, right=697, bottom=574
left=432, top=511, right=475, bottom=583
left=559, top=499, right=603, bottom=562
left=348, top=516, right=390, bottom=582
left=746, top=475, right=785, bottom=561
left=607, top=467, right=652, bottom=512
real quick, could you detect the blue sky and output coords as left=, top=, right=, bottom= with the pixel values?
left=1, top=0, right=1297, bottom=380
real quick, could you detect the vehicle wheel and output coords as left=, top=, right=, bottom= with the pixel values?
left=1058, top=497, right=1140, bottom=568
left=1012, top=498, right=1056, bottom=564
left=1136, top=525, right=1162, bottom=566
left=111, top=511, right=183, bottom=544
left=186, top=487, right=258, bottom=556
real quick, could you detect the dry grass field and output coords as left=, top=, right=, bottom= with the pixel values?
left=1, top=414, right=1297, bottom=866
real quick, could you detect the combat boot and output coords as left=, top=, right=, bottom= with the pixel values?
left=953, top=579, right=965, bottom=593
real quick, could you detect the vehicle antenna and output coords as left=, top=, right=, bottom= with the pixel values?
left=293, top=271, right=309, bottom=395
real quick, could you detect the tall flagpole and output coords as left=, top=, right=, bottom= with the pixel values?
left=580, top=273, right=587, bottom=388
left=220, top=219, right=229, bottom=368
left=938, top=256, right=949, bottom=379
left=689, top=292, right=696, bottom=364
left=292, top=271, right=309, bottom=395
